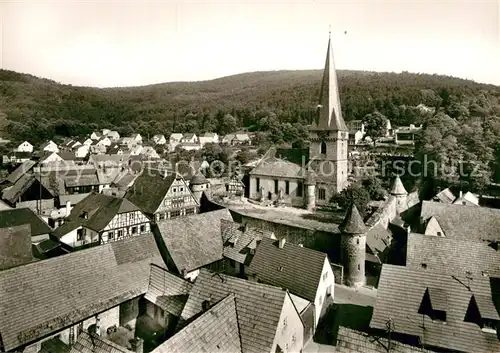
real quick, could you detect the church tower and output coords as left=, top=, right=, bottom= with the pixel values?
left=308, top=31, right=349, bottom=195
left=339, top=202, right=367, bottom=288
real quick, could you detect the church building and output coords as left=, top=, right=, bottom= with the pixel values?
left=249, top=33, right=349, bottom=209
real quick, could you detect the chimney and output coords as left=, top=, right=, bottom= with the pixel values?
left=65, top=201, right=71, bottom=217
left=278, top=238, right=286, bottom=249
left=459, top=190, right=463, bottom=198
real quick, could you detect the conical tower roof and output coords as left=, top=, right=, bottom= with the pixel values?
left=310, top=31, right=347, bottom=132
left=339, top=202, right=367, bottom=234
left=390, top=175, right=408, bottom=196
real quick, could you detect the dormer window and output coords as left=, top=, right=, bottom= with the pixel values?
left=418, top=287, right=447, bottom=322
left=465, top=295, right=500, bottom=333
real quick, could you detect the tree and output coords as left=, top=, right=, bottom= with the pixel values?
left=362, top=111, right=387, bottom=146
left=330, top=182, right=371, bottom=217
left=218, top=114, right=238, bottom=135
left=362, top=176, right=386, bottom=200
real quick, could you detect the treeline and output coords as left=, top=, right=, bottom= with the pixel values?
left=0, top=68, right=499, bottom=148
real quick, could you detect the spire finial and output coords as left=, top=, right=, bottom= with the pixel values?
left=328, top=25, right=331, bottom=37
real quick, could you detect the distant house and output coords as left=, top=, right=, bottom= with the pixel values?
left=52, top=192, right=151, bottom=249
left=132, top=134, right=142, bottom=143
left=181, top=133, right=197, bottom=144
left=168, top=133, right=183, bottom=151
left=222, top=134, right=251, bottom=146
left=106, top=142, right=127, bottom=155
left=90, top=131, right=102, bottom=140
left=179, top=141, right=202, bottom=151
left=247, top=237, right=335, bottom=331
left=37, top=151, right=65, bottom=165
left=75, top=144, right=90, bottom=158
left=394, top=124, right=422, bottom=145
left=15, top=141, right=34, bottom=153
left=347, top=120, right=366, bottom=146
left=153, top=134, right=167, bottom=145
left=60, top=139, right=82, bottom=151
left=105, top=130, right=120, bottom=141
left=3, top=151, right=32, bottom=164
left=40, top=140, right=59, bottom=153
left=125, top=169, right=199, bottom=221
left=198, top=132, right=219, bottom=146
left=141, top=146, right=160, bottom=159
left=130, top=145, right=144, bottom=156
left=0, top=208, right=52, bottom=243
left=153, top=208, right=233, bottom=281
left=225, top=174, right=245, bottom=196
left=82, top=138, right=93, bottom=146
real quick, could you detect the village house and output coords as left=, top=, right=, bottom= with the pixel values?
left=90, top=131, right=102, bottom=140
left=90, top=136, right=112, bottom=154
left=2, top=151, right=32, bottom=164
left=153, top=208, right=233, bottom=281
left=59, top=139, right=82, bottom=151
left=394, top=124, right=422, bottom=145
left=51, top=192, right=151, bottom=249
left=0, top=234, right=164, bottom=353
left=168, top=133, right=183, bottom=151
left=347, top=120, right=366, bottom=146
left=39, top=140, right=60, bottom=153
left=105, top=130, right=121, bottom=141
left=125, top=169, right=199, bottom=221
left=15, top=140, right=34, bottom=153
left=222, top=133, right=251, bottom=145
left=82, top=137, right=93, bottom=146
left=173, top=268, right=305, bottom=353
left=152, top=134, right=167, bottom=145
left=140, top=146, right=160, bottom=159
left=198, top=132, right=219, bottom=146
left=180, top=133, right=197, bottom=144
left=370, top=264, right=500, bottom=353
left=221, top=219, right=277, bottom=277
left=0, top=207, right=52, bottom=243
left=247, top=237, right=335, bottom=335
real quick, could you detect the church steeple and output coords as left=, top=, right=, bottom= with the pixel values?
left=311, top=30, right=347, bottom=132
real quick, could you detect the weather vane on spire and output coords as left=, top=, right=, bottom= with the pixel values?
left=328, top=24, right=331, bottom=37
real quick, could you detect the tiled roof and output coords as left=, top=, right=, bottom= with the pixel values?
left=59, top=193, right=91, bottom=205
left=250, top=156, right=304, bottom=178
left=0, top=224, right=33, bottom=270
left=2, top=173, right=36, bottom=203
left=144, top=264, right=193, bottom=316
left=53, top=192, right=143, bottom=237
left=370, top=264, right=500, bottom=353
left=365, top=223, right=392, bottom=260
left=57, top=152, right=80, bottom=161
left=0, top=234, right=163, bottom=351
left=247, top=238, right=327, bottom=302
left=155, top=209, right=232, bottom=273
left=420, top=201, right=500, bottom=242
left=152, top=294, right=242, bottom=353
left=406, top=232, right=500, bottom=276
left=179, top=268, right=289, bottom=353
left=339, top=203, right=367, bottom=234
left=221, top=219, right=275, bottom=264
left=125, top=169, right=177, bottom=214
left=189, top=171, right=209, bottom=185
left=433, top=188, right=455, bottom=203
left=6, top=160, right=36, bottom=184
left=0, top=208, right=52, bottom=236
left=70, top=332, right=134, bottom=353
left=335, top=326, right=435, bottom=353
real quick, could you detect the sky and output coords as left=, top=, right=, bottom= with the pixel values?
left=1, top=0, right=500, bottom=88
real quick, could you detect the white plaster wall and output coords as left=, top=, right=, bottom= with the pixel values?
left=271, top=293, right=304, bottom=353
left=314, top=258, right=335, bottom=325
left=424, top=217, right=444, bottom=236
left=60, top=226, right=99, bottom=247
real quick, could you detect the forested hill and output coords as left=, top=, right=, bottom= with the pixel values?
left=0, top=68, right=499, bottom=146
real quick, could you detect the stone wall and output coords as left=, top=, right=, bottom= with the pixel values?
left=17, top=199, right=54, bottom=213
left=366, top=196, right=397, bottom=230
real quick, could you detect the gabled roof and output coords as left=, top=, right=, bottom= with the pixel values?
left=222, top=219, right=275, bottom=264
left=203, top=132, right=217, bottom=138
left=339, top=203, right=367, bottom=234
left=124, top=169, right=178, bottom=214
left=70, top=331, right=134, bottom=353
left=370, top=264, right=500, bottom=353
left=53, top=192, right=143, bottom=237
left=179, top=268, right=290, bottom=353
left=155, top=209, right=232, bottom=273
left=433, top=188, right=455, bottom=204
left=189, top=171, right=209, bottom=186
left=407, top=233, right=500, bottom=276
left=310, top=34, right=347, bottom=132
left=144, top=264, right=193, bottom=317
left=6, top=160, right=36, bottom=184
left=249, top=149, right=304, bottom=178
left=420, top=201, right=500, bottom=242
left=152, top=294, right=241, bottom=353
left=0, top=234, right=163, bottom=352
left=365, top=223, right=392, bottom=261
left=2, top=173, right=37, bottom=203
left=0, top=224, right=33, bottom=270
left=0, top=208, right=52, bottom=236
left=247, top=237, right=328, bottom=302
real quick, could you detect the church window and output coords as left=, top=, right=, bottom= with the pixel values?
left=274, top=180, right=279, bottom=194
left=320, top=141, right=327, bottom=155
left=297, top=182, right=303, bottom=197
left=285, top=181, right=289, bottom=195
left=256, top=177, right=260, bottom=190
left=318, top=188, right=326, bottom=200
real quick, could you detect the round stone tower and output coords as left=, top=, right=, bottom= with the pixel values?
left=339, top=202, right=367, bottom=288
left=390, top=175, right=408, bottom=214
left=189, top=171, right=210, bottom=206
left=304, top=170, right=316, bottom=212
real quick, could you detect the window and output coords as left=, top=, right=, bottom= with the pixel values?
left=76, top=228, right=84, bottom=241
left=256, top=177, right=260, bottom=190
left=274, top=180, right=279, bottom=194
left=283, top=317, right=287, bottom=327
left=292, top=334, right=296, bottom=346
left=173, top=188, right=177, bottom=192
left=171, top=210, right=181, bottom=218
left=357, top=264, right=360, bottom=271
left=180, top=187, right=184, bottom=192
left=323, top=272, right=328, bottom=281
left=437, top=231, right=442, bottom=236
left=319, top=295, right=323, bottom=305
left=482, top=319, right=498, bottom=332
left=118, top=230, right=124, bottom=238
left=130, top=213, right=135, bottom=221
left=159, top=213, right=165, bottom=221
left=108, top=231, right=115, bottom=240
left=318, top=188, right=326, bottom=200
left=285, top=181, right=289, bottom=195
left=185, top=208, right=195, bottom=215
left=422, top=263, right=428, bottom=269
left=229, top=259, right=236, bottom=268
left=320, top=141, right=327, bottom=154
left=297, top=181, right=303, bottom=197
left=356, top=238, right=359, bottom=245
left=131, top=226, right=137, bottom=234
left=140, top=225, right=146, bottom=233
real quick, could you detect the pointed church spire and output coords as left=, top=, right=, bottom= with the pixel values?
left=339, top=202, right=367, bottom=234
left=390, top=175, right=408, bottom=196
left=312, top=30, right=347, bottom=132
